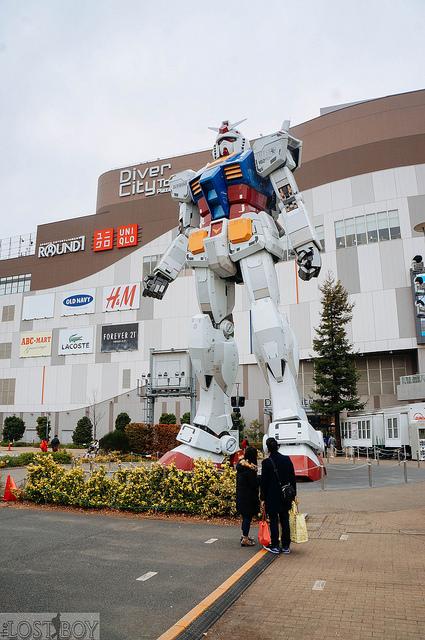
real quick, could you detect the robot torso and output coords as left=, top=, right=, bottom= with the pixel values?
left=189, top=149, right=274, bottom=226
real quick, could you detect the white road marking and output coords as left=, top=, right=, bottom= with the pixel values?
left=340, top=534, right=349, bottom=541
left=136, top=571, right=158, bottom=582
left=312, top=580, right=326, bottom=591
left=204, top=538, right=218, bottom=544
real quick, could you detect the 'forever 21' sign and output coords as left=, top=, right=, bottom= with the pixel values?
left=101, top=323, right=139, bottom=352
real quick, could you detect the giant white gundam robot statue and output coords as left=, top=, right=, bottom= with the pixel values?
left=143, top=120, right=324, bottom=480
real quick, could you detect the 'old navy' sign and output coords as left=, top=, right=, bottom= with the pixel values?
left=63, top=294, right=94, bottom=308
left=38, top=236, right=85, bottom=258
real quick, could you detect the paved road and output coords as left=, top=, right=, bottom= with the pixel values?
left=0, top=508, right=256, bottom=640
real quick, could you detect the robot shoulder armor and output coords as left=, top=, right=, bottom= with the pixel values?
left=252, top=131, right=289, bottom=177
left=170, top=169, right=197, bottom=203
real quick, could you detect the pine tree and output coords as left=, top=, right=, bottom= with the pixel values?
left=72, top=416, right=93, bottom=445
left=310, top=274, right=364, bottom=449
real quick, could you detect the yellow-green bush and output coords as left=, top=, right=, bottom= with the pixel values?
left=24, top=454, right=237, bottom=517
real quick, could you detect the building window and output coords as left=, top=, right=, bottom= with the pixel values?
left=0, top=343, right=12, bottom=359
left=142, top=255, right=161, bottom=280
left=393, top=417, right=399, bottom=438
left=366, top=420, right=371, bottom=439
left=387, top=417, right=398, bottom=439
left=1, top=305, right=15, bottom=321
left=0, top=274, right=31, bottom=296
left=122, top=369, right=131, bottom=389
left=0, top=378, right=15, bottom=404
left=335, top=210, right=400, bottom=248
left=355, top=351, right=413, bottom=397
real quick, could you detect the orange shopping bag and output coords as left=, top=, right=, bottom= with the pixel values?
left=258, top=515, right=271, bottom=547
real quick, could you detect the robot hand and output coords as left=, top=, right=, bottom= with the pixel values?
left=295, top=243, right=321, bottom=281
left=142, top=272, right=171, bottom=300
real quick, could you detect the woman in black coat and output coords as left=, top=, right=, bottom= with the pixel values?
left=236, top=446, right=260, bottom=547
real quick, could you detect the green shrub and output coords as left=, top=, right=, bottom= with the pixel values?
left=3, top=416, right=25, bottom=442
left=23, top=455, right=238, bottom=517
left=0, top=450, right=72, bottom=468
left=72, top=417, right=93, bottom=445
left=36, top=416, right=51, bottom=441
left=115, top=412, right=131, bottom=432
left=159, top=413, right=176, bottom=425
left=99, top=430, right=130, bottom=452
left=181, top=412, right=190, bottom=424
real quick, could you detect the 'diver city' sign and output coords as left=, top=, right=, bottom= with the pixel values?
left=38, top=236, right=86, bottom=258
left=118, top=163, right=172, bottom=198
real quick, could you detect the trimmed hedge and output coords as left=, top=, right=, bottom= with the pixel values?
left=23, top=455, right=237, bottom=517
left=0, top=450, right=72, bottom=468
left=125, top=423, right=179, bottom=455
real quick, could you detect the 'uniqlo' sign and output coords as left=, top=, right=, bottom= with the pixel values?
left=93, top=228, right=114, bottom=251
left=117, top=224, right=138, bottom=248
left=102, top=282, right=140, bottom=312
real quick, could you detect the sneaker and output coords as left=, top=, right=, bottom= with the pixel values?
left=282, top=547, right=291, bottom=554
left=263, top=545, right=280, bottom=554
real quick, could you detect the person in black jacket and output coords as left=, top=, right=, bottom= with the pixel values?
left=260, top=437, right=297, bottom=554
left=236, top=446, right=260, bottom=547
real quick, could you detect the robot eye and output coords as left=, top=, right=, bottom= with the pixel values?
left=221, top=136, right=236, bottom=143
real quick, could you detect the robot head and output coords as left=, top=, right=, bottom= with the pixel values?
left=209, top=119, right=250, bottom=160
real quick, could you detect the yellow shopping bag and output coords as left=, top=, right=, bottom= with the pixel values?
left=289, top=501, right=308, bottom=544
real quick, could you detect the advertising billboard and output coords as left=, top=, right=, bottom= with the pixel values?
left=22, top=293, right=55, bottom=320
left=58, top=327, right=95, bottom=355
left=59, top=289, right=96, bottom=316
left=102, top=283, right=140, bottom=312
left=412, top=271, right=425, bottom=344
left=101, top=323, right=138, bottom=352
left=20, top=331, right=52, bottom=358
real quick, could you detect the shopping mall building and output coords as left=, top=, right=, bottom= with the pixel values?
left=1, top=89, right=425, bottom=444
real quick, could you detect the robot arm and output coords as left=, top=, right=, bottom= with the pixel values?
left=252, top=129, right=321, bottom=281
left=143, top=170, right=199, bottom=299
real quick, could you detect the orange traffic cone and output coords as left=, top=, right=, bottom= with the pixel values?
left=3, top=474, right=18, bottom=501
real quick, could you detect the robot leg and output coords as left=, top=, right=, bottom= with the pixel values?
left=160, top=269, right=239, bottom=470
left=240, top=250, right=323, bottom=480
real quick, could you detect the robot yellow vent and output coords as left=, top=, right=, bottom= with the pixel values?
left=188, top=229, right=208, bottom=254
left=228, top=218, right=253, bottom=243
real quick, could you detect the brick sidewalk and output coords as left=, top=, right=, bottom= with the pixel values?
left=208, top=483, right=425, bottom=640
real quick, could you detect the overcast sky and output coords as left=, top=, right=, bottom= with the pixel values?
left=1, top=0, right=424, bottom=238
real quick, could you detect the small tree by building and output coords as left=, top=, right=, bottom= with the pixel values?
left=159, top=413, right=177, bottom=424
left=310, top=274, right=364, bottom=449
left=181, top=412, right=190, bottom=425
left=72, top=416, right=93, bottom=445
left=36, top=416, right=51, bottom=441
left=3, top=416, right=25, bottom=442
left=115, top=412, right=131, bottom=432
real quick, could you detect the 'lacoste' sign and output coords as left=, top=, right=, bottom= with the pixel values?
left=38, top=236, right=85, bottom=258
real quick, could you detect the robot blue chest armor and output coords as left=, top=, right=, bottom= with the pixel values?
left=189, top=149, right=274, bottom=224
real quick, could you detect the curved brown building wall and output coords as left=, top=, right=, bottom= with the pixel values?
left=2, top=90, right=425, bottom=290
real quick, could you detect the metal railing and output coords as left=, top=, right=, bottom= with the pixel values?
left=400, top=373, right=425, bottom=385
left=0, top=233, right=36, bottom=260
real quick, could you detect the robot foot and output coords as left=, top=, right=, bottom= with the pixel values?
left=278, top=443, right=323, bottom=482
left=159, top=444, right=224, bottom=471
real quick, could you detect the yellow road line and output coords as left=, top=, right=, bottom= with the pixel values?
left=157, top=549, right=267, bottom=640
